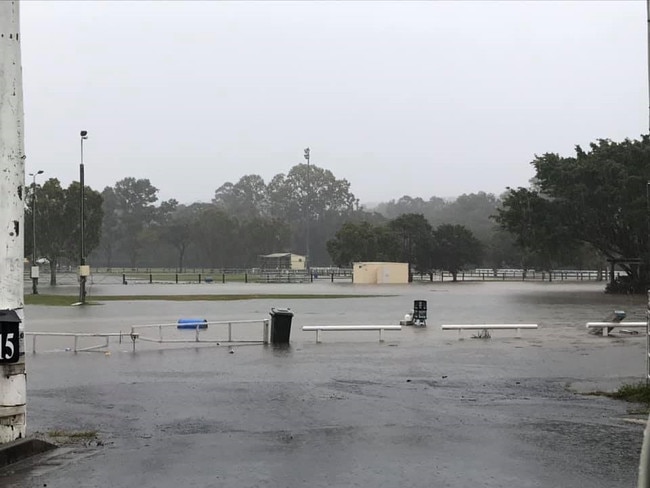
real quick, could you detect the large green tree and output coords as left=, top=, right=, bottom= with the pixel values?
left=326, top=221, right=399, bottom=267
left=97, top=186, right=121, bottom=269
left=191, top=206, right=238, bottom=269
left=496, top=136, right=650, bottom=291
left=237, top=217, right=293, bottom=268
left=267, top=163, right=357, bottom=264
left=494, top=187, right=581, bottom=273
left=388, top=214, right=435, bottom=279
left=156, top=199, right=196, bottom=272
left=213, top=174, right=269, bottom=219
left=98, top=178, right=160, bottom=268
left=433, top=224, right=483, bottom=281
left=26, top=178, right=103, bottom=285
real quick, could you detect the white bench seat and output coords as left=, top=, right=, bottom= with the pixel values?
left=585, top=321, right=646, bottom=337
left=302, top=325, right=401, bottom=343
left=440, top=323, right=538, bottom=339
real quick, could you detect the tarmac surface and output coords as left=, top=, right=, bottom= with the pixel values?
left=0, top=280, right=648, bottom=487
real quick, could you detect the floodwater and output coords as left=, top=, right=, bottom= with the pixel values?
left=1, top=280, right=648, bottom=487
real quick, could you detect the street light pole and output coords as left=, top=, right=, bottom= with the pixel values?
left=647, top=0, right=650, bottom=133
left=303, top=147, right=311, bottom=278
left=79, top=130, right=88, bottom=304
left=29, top=170, right=43, bottom=294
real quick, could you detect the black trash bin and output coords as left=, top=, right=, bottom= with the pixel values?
left=270, top=308, right=294, bottom=344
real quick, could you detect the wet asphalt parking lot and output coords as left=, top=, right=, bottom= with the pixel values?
left=0, top=280, right=647, bottom=487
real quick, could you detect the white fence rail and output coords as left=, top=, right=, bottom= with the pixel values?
left=302, top=325, right=401, bottom=343
left=26, top=331, right=138, bottom=353
left=585, top=321, right=646, bottom=337
left=441, top=323, right=538, bottom=339
left=27, top=318, right=270, bottom=354
left=131, top=319, right=270, bottom=347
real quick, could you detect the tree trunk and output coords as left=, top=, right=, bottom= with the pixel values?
left=49, top=258, right=57, bottom=285
left=177, top=245, right=185, bottom=273
left=104, top=245, right=113, bottom=270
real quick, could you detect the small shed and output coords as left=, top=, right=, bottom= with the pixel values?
left=353, top=262, right=409, bottom=284
left=259, top=253, right=306, bottom=270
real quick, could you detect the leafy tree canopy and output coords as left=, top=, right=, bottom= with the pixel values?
left=495, top=136, right=650, bottom=286
left=432, top=224, right=483, bottom=280
left=27, top=178, right=103, bottom=285
left=326, top=221, right=399, bottom=267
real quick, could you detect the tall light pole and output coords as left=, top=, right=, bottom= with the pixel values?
left=303, top=147, right=310, bottom=277
left=29, top=170, right=43, bottom=294
left=79, top=130, right=88, bottom=304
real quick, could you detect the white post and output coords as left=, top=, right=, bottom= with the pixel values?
left=0, top=0, right=27, bottom=443
left=263, top=319, right=269, bottom=344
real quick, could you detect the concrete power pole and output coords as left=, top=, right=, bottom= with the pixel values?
left=0, top=0, right=27, bottom=443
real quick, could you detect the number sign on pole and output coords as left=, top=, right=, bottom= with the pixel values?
left=0, top=310, right=20, bottom=364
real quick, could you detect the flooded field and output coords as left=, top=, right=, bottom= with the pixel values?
left=26, top=279, right=647, bottom=348
left=3, top=280, right=648, bottom=487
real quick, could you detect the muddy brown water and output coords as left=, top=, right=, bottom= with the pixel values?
left=2, top=280, right=647, bottom=487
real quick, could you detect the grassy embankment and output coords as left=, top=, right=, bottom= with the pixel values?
left=609, top=382, right=650, bottom=404
left=589, top=382, right=650, bottom=415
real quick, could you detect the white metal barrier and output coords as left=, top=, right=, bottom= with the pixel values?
left=27, top=331, right=139, bottom=353
left=440, top=323, right=538, bottom=339
left=301, top=325, right=402, bottom=343
left=585, top=321, right=646, bottom=337
left=130, top=319, right=270, bottom=348
left=27, top=318, right=270, bottom=354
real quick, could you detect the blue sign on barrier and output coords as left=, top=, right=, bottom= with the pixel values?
left=177, top=318, right=208, bottom=330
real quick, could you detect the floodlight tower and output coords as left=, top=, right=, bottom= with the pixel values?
left=79, top=130, right=89, bottom=304
left=304, top=147, right=311, bottom=277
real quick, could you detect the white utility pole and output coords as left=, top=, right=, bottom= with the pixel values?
left=0, top=0, right=27, bottom=443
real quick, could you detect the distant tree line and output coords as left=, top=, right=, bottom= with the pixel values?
left=27, top=134, right=649, bottom=291
left=327, top=215, right=483, bottom=281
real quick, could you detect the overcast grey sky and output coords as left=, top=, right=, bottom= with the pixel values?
left=19, top=0, right=647, bottom=206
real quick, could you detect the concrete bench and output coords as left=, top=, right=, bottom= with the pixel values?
left=301, top=325, right=401, bottom=343
left=585, top=321, right=646, bottom=337
left=440, top=323, right=538, bottom=339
